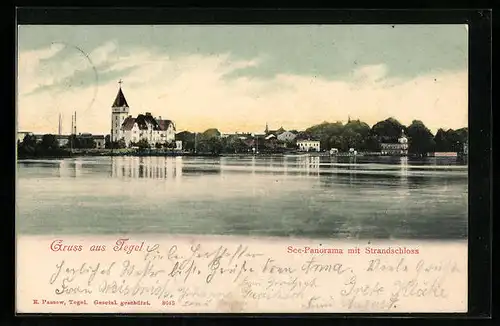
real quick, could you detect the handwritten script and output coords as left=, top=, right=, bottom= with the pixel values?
left=17, top=237, right=467, bottom=313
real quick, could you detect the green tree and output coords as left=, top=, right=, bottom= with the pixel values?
left=40, top=134, right=59, bottom=150
left=362, top=134, right=381, bottom=152
left=455, top=127, right=468, bottom=142
left=77, top=137, right=96, bottom=149
left=341, top=127, right=363, bottom=150
left=198, top=137, right=222, bottom=154
left=444, top=129, right=462, bottom=152
left=105, top=135, right=112, bottom=149
left=197, top=128, right=222, bottom=154
left=455, top=127, right=468, bottom=153
left=328, top=135, right=344, bottom=151
left=434, top=128, right=450, bottom=152
left=372, top=117, right=407, bottom=143
left=117, top=139, right=126, bottom=149
left=406, top=120, right=435, bottom=156
left=68, top=135, right=81, bottom=149
left=17, top=134, right=38, bottom=157
left=176, top=131, right=195, bottom=151
left=19, top=134, right=70, bottom=158
left=286, top=139, right=297, bottom=149
left=434, top=128, right=467, bottom=153
left=305, top=121, right=344, bottom=150
left=222, top=135, right=247, bottom=153
left=344, top=119, right=371, bottom=138
left=201, top=128, right=221, bottom=139
left=136, top=139, right=150, bottom=150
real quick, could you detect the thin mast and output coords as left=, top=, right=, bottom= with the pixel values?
left=58, top=113, right=62, bottom=136
left=194, top=132, right=198, bottom=153
left=70, top=113, right=74, bottom=151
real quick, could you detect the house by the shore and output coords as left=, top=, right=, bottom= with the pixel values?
left=380, top=130, right=408, bottom=156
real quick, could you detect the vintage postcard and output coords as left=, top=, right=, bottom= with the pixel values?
left=16, top=24, right=468, bottom=314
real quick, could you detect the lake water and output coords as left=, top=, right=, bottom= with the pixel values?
left=16, top=155, right=468, bottom=239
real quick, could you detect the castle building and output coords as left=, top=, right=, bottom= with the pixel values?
left=110, top=81, right=176, bottom=148
left=121, top=113, right=175, bottom=147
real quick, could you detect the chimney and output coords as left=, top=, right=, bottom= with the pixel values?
left=146, top=112, right=151, bottom=116
left=58, top=113, right=62, bottom=136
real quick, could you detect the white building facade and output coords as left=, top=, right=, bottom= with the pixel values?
left=121, top=113, right=176, bottom=148
left=297, top=140, right=321, bottom=152
left=110, top=83, right=176, bottom=148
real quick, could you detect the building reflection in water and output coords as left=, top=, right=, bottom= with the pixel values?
left=296, top=156, right=320, bottom=176
left=348, top=156, right=357, bottom=185
left=111, top=156, right=183, bottom=180
left=58, top=159, right=83, bottom=178
left=399, top=156, right=409, bottom=186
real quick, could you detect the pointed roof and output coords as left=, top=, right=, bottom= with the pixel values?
left=121, top=116, right=136, bottom=131
left=135, top=113, right=160, bottom=131
left=112, top=87, right=129, bottom=108
left=157, top=119, right=175, bottom=131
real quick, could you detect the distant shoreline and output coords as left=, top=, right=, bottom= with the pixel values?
left=17, top=149, right=467, bottom=161
left=16, top=149, right=381, bottom=159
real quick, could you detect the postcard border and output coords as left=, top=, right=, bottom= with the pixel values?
left=7, top=7, right=492, bottom=321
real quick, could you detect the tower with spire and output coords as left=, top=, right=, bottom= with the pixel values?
left=111, top=79, right=130, bottom=142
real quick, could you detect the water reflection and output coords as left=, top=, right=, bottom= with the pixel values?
left=56, top=159, right=82, bottom=178
left=296, top=156, right=320, bottom=176
left=17, top=155, right=468, bottom=239
left=400, top=156, right=409, bottom=184
left=26, top=155, right=467, bottom=182
left=111, top=156, right=183, bottom=180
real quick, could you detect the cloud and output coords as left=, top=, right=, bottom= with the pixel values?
left=17, top=42, right=468, bottom=135
left=17, top=43, right=65, bottom=95
left=351, top=64, right=389, bottom=84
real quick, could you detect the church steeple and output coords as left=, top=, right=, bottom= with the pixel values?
left=265, top=122, right=269, bottom=134
left=112, top=80, right=129, bottom=108
left=111, top=79, right=130, bottom=143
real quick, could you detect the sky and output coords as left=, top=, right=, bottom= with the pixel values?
left=17, top=25, right=468, bottom=135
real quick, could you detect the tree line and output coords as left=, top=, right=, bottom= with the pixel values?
left=17, top=117, right=468, bottom=157
left=176, top=118, right=468, bottom=156
left=303, top=118, right=467, bottom=155
left=17, top=134, right=69, bottom=159
left=17, top=134, right=100, bottom=158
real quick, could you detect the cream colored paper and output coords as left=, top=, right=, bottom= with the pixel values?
left=16, top=24, right=469, bottom=315
left=16, top=235, right=467, bottom=313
